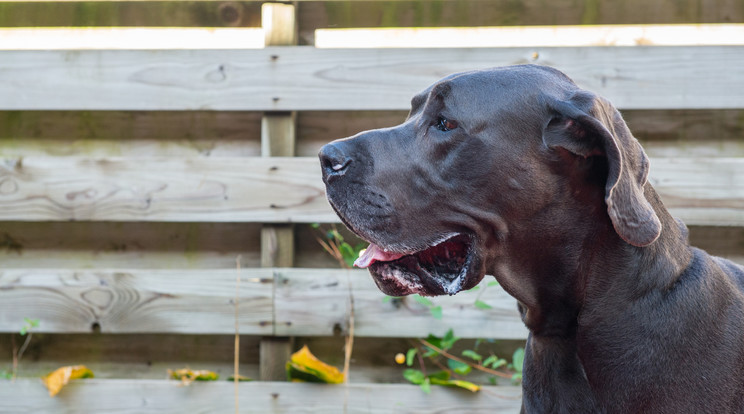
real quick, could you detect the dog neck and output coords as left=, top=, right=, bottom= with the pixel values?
left=578, top=184, right=694, bottom=325
left=493, top=182, right=693, bottom=339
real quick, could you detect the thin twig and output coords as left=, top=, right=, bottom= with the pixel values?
left=418, top=339, right=513, bottom=379
left=10, top=334, right=17, bottom=382
left=234, top=255, right=242, bottom=414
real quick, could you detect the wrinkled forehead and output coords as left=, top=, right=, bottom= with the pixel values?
left=410, top=65, right=578, bottom=115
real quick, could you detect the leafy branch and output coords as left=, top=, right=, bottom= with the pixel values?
left=398, top=329, right=524, bottom=393
left=4, top=318, right=40, bottom=380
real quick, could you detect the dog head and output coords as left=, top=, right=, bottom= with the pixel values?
left=319, top=65, right=660, bottom=298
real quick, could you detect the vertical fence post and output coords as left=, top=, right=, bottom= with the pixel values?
left=259, top=1, right=297, bottom=382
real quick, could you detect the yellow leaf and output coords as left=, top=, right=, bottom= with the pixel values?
left=429, top=376, right=481, bottom=392
left=42, top=365, right=94, bottom=397
left=168, top=368, right=219, bottom=386
left=285, top=345, right=344, bottom=384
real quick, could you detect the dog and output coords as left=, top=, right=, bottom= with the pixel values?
left=319, top=65, right=744, bottom=413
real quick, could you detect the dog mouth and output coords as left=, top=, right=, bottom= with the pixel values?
left=354, top=234, right=475, bottom=296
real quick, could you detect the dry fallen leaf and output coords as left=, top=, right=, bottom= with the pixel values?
left=168, top=368, right=219, bottom=386
left=285, top=345, right=344, bottom=384
left=42, top=365, right=94, bottom=397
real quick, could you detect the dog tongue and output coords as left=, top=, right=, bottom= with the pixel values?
left=354, top=244, right=405, bottom=268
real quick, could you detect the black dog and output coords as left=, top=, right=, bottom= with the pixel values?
left=319, top=65, right=744, bottom=413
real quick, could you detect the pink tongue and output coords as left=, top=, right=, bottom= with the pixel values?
left=354, top=244, right=405, bottom=268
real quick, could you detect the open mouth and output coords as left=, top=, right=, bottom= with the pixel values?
left=354, top=234, right=475, bottom=296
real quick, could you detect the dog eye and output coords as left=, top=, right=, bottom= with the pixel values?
left=435, top=116, right=458, bottom=132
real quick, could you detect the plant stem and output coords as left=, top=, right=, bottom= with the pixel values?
left=418, top=339, right=513, bottom=379
left=234, top=255, right=241, bottom=414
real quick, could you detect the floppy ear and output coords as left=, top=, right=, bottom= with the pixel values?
left=542, top=91, right=661, bottom=247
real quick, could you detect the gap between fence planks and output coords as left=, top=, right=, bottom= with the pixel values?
left=0, top=157, right=741, bottom=225
left=1, top=379, right=524, bottom=414
left=0, top=46, right=743, bottom=111
left=0, top=268, right=528, bottom=339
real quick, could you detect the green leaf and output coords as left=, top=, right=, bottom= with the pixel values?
left=406, top=348, right=418, bottom=367
left=420, top=377, right=431, bottom=394
left=474, top=300, right=493, bottom=310
left=487, top=281, right=500, bottom=287
left=412, top=295, right=433, bottom=307
left=492, top=359, right=507, bottom=369
left=428, top=370, right=450, bottom=381
left=511, top=348, right=525, bottom=374
left=488, top=377, right=498, bottom=385
left=382, top=296, right=392, bottom=303
left=441, top=329, right=459, bottom=350
left=467, top=285, right=481, bottom=292
left=482, top=355, right=497, bottom=367
left=310, top=223, right=320, bottom=229
left=430, top=306, right=443, bottom=320
left=511, top=372, right=523, bottom=384
left=403, top=369, right=426, bottom=385
left=447, top=359, right=472, bottom=375
left=424, top=333, right=443, bottom=352
left=461, top=349, right=482, bottom=361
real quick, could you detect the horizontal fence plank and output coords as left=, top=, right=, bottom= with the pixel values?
left=0, top=1, right=262, bottom=27
left=0, top=268, right=274, bottom=334
left=0, top=267, right=526, bottom=339
left=649, top=158, right=744, bottom=226
left=0, top=380, right=523, bottom=414
left=1, top=46, right=743, bottom=110
left=275, top=268, right=527, bottom=339
left=0, top=156, right=741, bottom=225
left=0, top=157, right=331, bottom=222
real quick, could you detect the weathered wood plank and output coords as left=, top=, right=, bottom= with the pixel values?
left=0, top=156, right=741, bottom=225
left=274, top=268, right=529, bottom=339
left=0, top=333, right=263, bottom=380
left=0, top=1, right=262, bottom=27
left=1, top=109, right=741, bottom=159
left=298, top=0, right=744, bottom=45
left=296, top=109, right=744, bottom=157
left=0, top=157, right=331, bottom=222
left=649, top=158, right=744, bottom=226
left=259, top=2, right=298, bottom=381
left=0, top=380, right=524, bottom=414
left=0, top=222, right=262, bottom=269
left=1, top=46, right=743, bottom=110
left=0, top=267, right=525, bottom=338
left=0, top=269, right=273, bottom=334
left=0, top=333, right=523, bottom=384
left=0, top=110, right=262, bottom=158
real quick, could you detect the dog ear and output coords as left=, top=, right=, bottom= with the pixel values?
left=542, top=91, right=661, bottom=247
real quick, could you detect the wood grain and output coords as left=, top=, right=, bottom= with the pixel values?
left=1, top=46, right=743, bottom=110
left=649, top=158, right=744, bottom=226
left=0, top=157, right=332, bottom=222
left=274, top=269, right=528, bottom=339
left=0, top=268, right=273, bottom=334
left=0, top=267, right=526, bottom=339
left=0, top=156, right=740, bottom=225
left=0, top=379, right=524, bottom=414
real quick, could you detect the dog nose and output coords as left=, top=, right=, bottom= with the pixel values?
left=319, top=142, right=352, bottom=179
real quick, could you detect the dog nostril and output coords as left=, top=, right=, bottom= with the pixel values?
left=319, top=144, right=352, bottom=176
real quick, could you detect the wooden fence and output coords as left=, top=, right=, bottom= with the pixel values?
left=0, top=1, right=742, bottom=412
